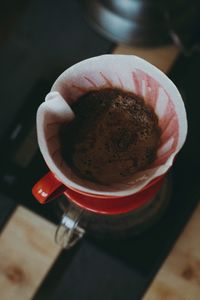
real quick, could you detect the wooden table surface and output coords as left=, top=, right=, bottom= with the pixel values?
left=0, top=206, right=60, bottom=300
left=1, top=44, right=198, bottom=300
left=143, top=204, right=200, bottom=300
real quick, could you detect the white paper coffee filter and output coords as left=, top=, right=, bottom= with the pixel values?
left=37, top=54, right=187, bottom=197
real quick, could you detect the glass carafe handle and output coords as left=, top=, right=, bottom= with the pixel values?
left=55, top=204, right=85, bottom=249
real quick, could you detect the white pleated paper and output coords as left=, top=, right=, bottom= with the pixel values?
left=37, top=55, right=187, bottom=197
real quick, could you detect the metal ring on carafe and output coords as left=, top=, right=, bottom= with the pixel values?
left=55, top=204, right=85, bottom=249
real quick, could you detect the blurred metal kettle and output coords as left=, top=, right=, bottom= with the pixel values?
left=80, top=0, right=200, bottom=53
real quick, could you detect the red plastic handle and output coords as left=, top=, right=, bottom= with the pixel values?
left=32, top=172, right=66, bottom=204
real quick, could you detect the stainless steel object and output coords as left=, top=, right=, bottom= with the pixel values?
left=80, top=0, right=200, bottom=52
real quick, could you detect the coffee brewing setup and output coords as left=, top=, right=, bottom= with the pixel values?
left=32, top=55, right=187, bottom=249
left=0, top=0, right=200, bottom=298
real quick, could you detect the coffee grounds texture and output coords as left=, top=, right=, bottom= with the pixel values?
left=60, top=88, right=161, bottom=185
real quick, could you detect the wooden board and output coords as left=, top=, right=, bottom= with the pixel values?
left=113, top=44, right=179, bottom=73
left=143, top=203, right=200, bottom=300
left=0, top=206, right=60, bottom=300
